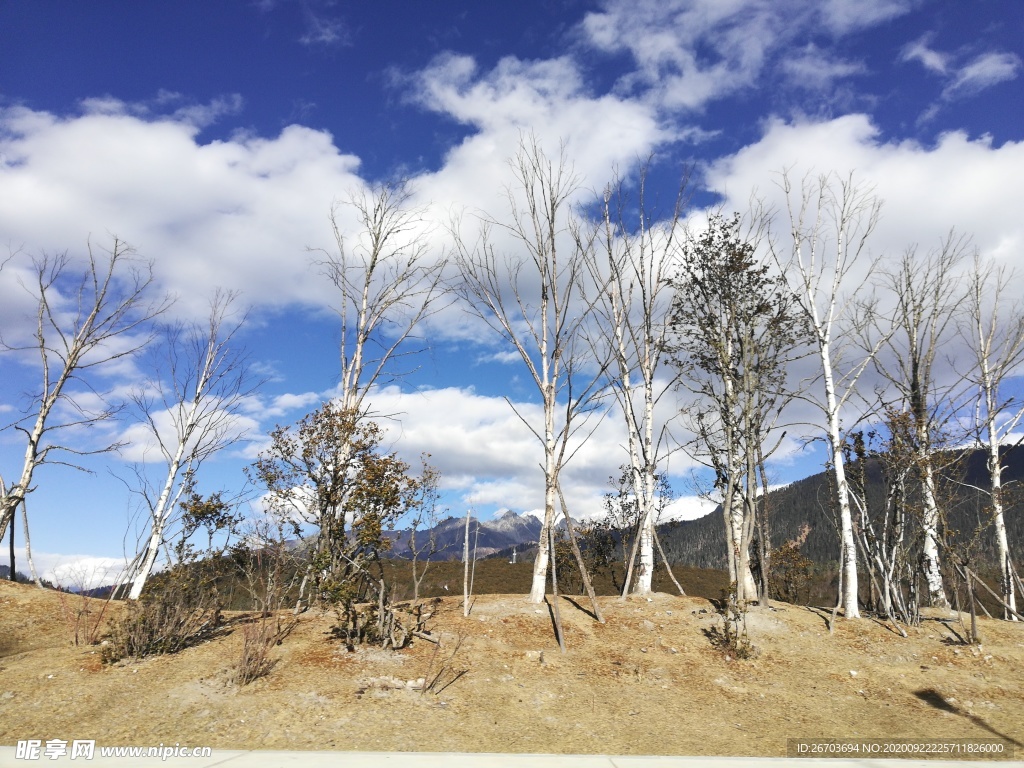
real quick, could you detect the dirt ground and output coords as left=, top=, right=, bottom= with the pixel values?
left=1, top=580, right=1022, bottom=758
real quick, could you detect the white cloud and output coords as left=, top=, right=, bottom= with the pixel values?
left=475, top=349, right=521, bottom=365
left=944, top=51, right=1022, bottom=99
left=707, top=115, right=1024, bottom=269
left=326, top=384, right=706, bottom=522
left=704, top=114, right=1024, bottom=439
left=0, top=102, right=366, bottom=321
left=819, top=0, right=916, bottom=34
left=255, top=391, right=322, bottom=419
left=408, top=52, right=666, bottom=214
left=900, top=37, right=949, bottom=75
left=781, top=45, right=866, bottom=92
left=116, top=405, right=259, bottom=464
left=299, top=11, right=349, bottom=47
left=900, top=39, right=1020, bottom=115
left=580, top=0, right=913, bottom=112
left=582, top=0, right=784, bottom=110
left=9, top=548, right=129, bottom=590
left=663, top=494, right=717, bottom=522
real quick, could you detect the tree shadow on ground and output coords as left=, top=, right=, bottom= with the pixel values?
left=560, top=595, right=598, bottom=622
left=914, top=688, right=1023, bottom=748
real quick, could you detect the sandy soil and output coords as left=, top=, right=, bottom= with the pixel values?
left=1, top=580, right=1022, bottom=758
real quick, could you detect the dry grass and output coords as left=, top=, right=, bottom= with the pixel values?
left=2, top=579, right=1023, bottom=757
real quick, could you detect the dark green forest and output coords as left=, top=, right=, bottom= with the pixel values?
left=656, top=447, right=1024, bottom=571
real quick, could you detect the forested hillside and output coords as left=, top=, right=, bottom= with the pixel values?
left=658, top=447, right=1024, bottom=570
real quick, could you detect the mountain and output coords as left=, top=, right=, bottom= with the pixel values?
left=657, top=446, right=1024, bottom=569
left=387, top=509, right=544, bottom=561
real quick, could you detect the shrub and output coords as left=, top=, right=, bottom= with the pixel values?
left=230, top=614, right=293, bottom=686
left=102, top=564, right=221, bottom=663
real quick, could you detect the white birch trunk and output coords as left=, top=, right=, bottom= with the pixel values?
left=919, top=460, right=949, bottom=609
left=822, top=351, right=861, bottom=618
left=128, top=438, right=190, bottom=600
left=988, top=427, right=1016, bottom=619
left=633, top=381, right=658, bottom=595
left=529, top=384, right=557, bottom=603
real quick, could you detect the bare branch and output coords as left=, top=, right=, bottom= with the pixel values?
left=0, top=237, right=169, bottom=543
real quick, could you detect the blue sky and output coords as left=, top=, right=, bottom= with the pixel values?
left=1, top=0, right=1023, bottom=585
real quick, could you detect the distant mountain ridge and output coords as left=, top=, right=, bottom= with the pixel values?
left=656, top=446, right=1024, bottom=569
left=387, top=509, right=544, bottom=561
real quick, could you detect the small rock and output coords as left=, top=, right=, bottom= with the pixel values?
left=850, top=670, right=858, bottom=677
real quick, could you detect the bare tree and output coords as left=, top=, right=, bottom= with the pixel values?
left=289, top=182, right=447, bottom=613
left=959, top=253, right=1024, bottom=620
left=868, top=235, right=971, bottom=609
left=406, top=458, right=444, bottom=604
left=314, top=181, right=448, bottom=418
left=671, top=214, right=806, bottom=605
left=122, top=290, right=257, bottom=600
left=845, top=409, right=920, bottom=630
left=0, top=239, right=166, bottom=558
left=581, top=166, right=687, bottom=596
left=773, top=170, right=884, bottom=619
left=452, top=135, right=603, bottom=604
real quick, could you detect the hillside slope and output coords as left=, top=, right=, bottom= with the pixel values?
left=658, top=447, right=1024, bottom=569
left=1, top=580, right=1022, bottom=756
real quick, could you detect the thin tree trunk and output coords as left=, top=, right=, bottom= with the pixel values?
left=548, top=522, right=566, bottom=653
left=557, top=484, right=604, bottom=622
left=653, top=527, right=685, bottom=596
left=463, top=509, right=471, bottom=617
left=821, top=350, right=861, bottom=618
left=7, top=506, right=14, bottom=582
left=619, top=515, right=643, bottom=598
left=469, top=520, right=480, bottom=602
left=21, top=502, right=41, bottom=587
left=962, top=566, right=1024, bottom=622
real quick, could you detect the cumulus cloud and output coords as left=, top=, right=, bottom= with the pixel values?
left=0, top=102, right=367, bottom=320
left=9, top=547, right=129, bottom=590
left=115, top=406, right=260, bottom=464
left=407, top=51, right=666, bottom=215
left=314, top=384, right=707, bottom=522
left=706, top=114, right=1024, bottom=267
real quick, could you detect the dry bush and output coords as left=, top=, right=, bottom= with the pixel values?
left=419, top=632, right=468, bottom=695
left=52, top=565, right=121, bottom=647
left=703, top=589, right=758, bottom=660
left=55, top=589, right=113, bottom=647
left=102, top=565, right=221, bottom=663
left=230, top=614, right=294, bottom=686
